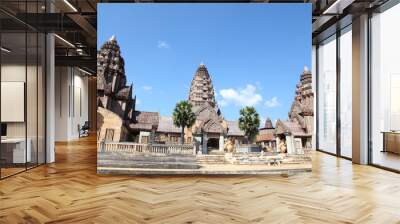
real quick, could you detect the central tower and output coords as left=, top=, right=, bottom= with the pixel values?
left=188, top=63, right=216, bottom=107
left=187, top=63, right=227, bottom=154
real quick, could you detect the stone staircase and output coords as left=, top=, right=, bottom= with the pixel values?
left=196, top=155, right=227, bottom=165
left=282, top=155, right=312, bottom=164
left=196, top=153, right=287, bottom=165
left=98, top=152, right=200, bottom=169
left=226, top=153, right=283, bottom=165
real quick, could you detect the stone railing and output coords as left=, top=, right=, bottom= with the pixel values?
left=235, top=144, right=262, bottom=153
left=97, top=141, right=196, bottom=155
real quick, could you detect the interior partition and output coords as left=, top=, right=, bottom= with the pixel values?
left=0, top=1, right=46, bottom=179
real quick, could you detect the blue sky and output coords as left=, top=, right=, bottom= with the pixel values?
left=98, top=4, right=311, bottom=124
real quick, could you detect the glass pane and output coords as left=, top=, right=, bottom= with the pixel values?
left=371, top=4, right=400, bottom=171
left=1, top=31, right=27, bottom=177
left=38, top=32, right=45, bottom=165
left=27, top=31, right=38, bottom=169
left=340, top=26, right=352, bottom=158
left=317, top=35, right=337, bottom=154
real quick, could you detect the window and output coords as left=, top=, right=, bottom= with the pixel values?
left=370, top=3, right=400, bottom=171
left=339, top=26, right=352, bottom=158
left=317, top=34, right=337, bottom=154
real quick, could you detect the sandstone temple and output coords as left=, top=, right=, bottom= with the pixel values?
left=185, top=63, right=245, bottom=154
left=97, top=36, right=159, bottom=142
left=274, top=66, right=314, bottom=153
left=96, top=37, right=244, bottom=152
left=97, top=36, right=313, bottom=154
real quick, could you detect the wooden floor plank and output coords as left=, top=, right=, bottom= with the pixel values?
left=1, top=135, right=400, bottom=223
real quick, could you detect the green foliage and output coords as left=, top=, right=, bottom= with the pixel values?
left=238, top=106, right=260, bottom=143
left=172, top=101, right=197, bottom=144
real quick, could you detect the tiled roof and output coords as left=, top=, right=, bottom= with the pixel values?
left=134, top=111, right=159, bottom=126
left=276, top=120, right=311, bottom=137
left=256, top=129, right=275, bottom=142
left=157, top=116, right=181, bottom=133
left=226, top=121, right=244, bottom=136
left=129, top=123, right=153, bottom=131
left=129, top=111, right=159, bottom=131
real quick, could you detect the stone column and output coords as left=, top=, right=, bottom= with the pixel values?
left=138, top=132, right=143, bottom=143
left=194, top=136, right=202, bottom=154
left=275, top=137, right=281, bottom=153
left=286, top=134, right=296, bottom=155
left=202, top=133, right=208, bottom=154
left=219, top=135, right=224, bottom=152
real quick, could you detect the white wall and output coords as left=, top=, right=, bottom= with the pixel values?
left=55, top=66, right=89, bottom=141
left=1, top=63, right=46, bottom=164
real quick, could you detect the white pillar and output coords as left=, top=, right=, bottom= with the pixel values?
left=219, top=135, right=224, bottom=152
left=312, top=45, right=317, bottom=150
left=352, top=14, right=369, bottom=164
left=46, top=31, right=55, bottom=163
left=286, top=135, right=296, bottom=155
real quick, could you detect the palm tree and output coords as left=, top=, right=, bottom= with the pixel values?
left=238, top=106, right=260, bottom=144
left=173, top=101, right=197, bottom=144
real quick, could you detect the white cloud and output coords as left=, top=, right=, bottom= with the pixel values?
left=157, top=40, right=170, bottom=49
left=264, top=97, right=280, bottom=108
left=219, top=84, right=262, bottom=107
left=136, top=99, right=141, bottom=105
left=142, top=85, right=152, bottom=91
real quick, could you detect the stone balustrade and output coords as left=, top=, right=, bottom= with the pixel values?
left=98, top=141, right=195, bottom=155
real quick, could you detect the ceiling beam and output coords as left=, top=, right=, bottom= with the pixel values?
left=55, top=55, right=96, bottom=71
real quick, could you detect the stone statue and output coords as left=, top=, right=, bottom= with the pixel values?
left=278, top=141, right=287, bottom=153
left=224, top=138, right=235, bottom=153
left=265, top=145, right=273, bottom=153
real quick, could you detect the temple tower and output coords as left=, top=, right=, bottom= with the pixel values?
left=97, top=35, right=135, bottom=121
left=299, top=66, right=314, bottom=117
left=188, top=63, right=216, bottom=107
left=278, top=66, right=314, bottom=152
left=264, top=117, right=274, bottom=129
left=187, top=63, right=227, bottom=153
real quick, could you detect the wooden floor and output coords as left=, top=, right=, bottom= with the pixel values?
left=1, top=136, right=400, bottom=224
left=372, top=151, right=400, bottom=171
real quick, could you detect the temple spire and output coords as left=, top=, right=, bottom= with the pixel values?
left=188, top=64, right=216, bottom=107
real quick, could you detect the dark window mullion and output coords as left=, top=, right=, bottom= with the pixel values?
left=0, top=25, right=2, bottom=179
left=36, top=0, right=39, bottom=167
left=336, top=27, right=341, bottom=157
left=316, top=45, right=319, bottom=150
left=25, top=0, right=28, bottom=171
